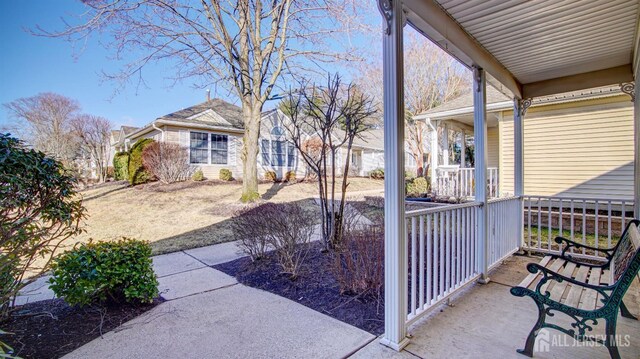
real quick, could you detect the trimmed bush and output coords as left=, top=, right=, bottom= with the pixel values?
left=264, top=170, right=277, bottom=182
left=405, top=170, right=416, bottom=181
left=113, top=152, right=129, bottom=180
left=192, top=169, right=204, bottom=181
left=407, top=177, right=429, bottom=196
left=49, top=238, right=158, bottom=306
left=219, top=169, right=233, bottom=181
left=128, top=138, right=155, bottom=185
left=284, top=170, right=296, bottom=182
left=368, top=168, right=384, bottom=179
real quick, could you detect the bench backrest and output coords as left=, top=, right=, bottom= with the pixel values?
left=611, top=220, right=640, bottom=283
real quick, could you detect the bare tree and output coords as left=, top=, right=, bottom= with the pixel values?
left=4, top=93, right=81, bottom=167
left=142, top=141, right=192, bottom=184
left=356, top=32, right=469, bottom=176
left=38, top=0, right=360, bottom=202
left=285, top=74, right=377, bottom=249
left=71, top=114, right=113, bottom=182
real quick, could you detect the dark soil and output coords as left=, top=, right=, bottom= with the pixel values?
left=2, top=298, right=163, bottom=359
left=214, top=241, right=385, bottom=335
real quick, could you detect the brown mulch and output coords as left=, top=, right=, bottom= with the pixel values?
left=2, top=298, right=163, bottom=359
left=214, top=241, right=385, bottom=335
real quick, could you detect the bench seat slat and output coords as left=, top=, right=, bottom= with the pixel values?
left=579, top=267, right=602, bottom=311
left=564, top=265, right=590, bottom=308
left=540, top=258, right=567, bottom=294
left=549, top=261, right=577, bottom=301
left=517, top=256, right=553, bottom=289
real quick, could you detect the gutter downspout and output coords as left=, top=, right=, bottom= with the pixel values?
left=152, top=122, right=165, bottom=141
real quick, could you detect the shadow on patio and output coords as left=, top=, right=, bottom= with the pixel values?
left=352, top=255, right=640, bottom=359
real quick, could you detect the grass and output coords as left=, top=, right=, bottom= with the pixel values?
left=70, top=177, right=383, bottom=255
left=524, top=226, right=619, bottom=251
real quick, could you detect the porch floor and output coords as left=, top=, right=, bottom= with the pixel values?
left=351, top=255, right=640, bottom=359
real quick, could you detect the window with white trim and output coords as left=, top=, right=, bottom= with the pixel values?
left=211, top=134, right=228, bottom=164
left=190, top=132, right=208, bottom=164
left=261, top=127, right=296, bottom=167
left=189, top=131, right=228, bottom=165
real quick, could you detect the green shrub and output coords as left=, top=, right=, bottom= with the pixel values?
left=0, top=134, right=85, bottom=319
left=368, top=168, right=384, bottom=179
left=264, top=170, right=277, bottom=182
left=405, top=170, right=416, bottom=181
left=128, top=139, right=155, bottom=185
left=219, top=169, right=233, bottom=181
left=49, top=238, right=159, bottom=306
left=407, top=177, right=430, bottom=196
left=192, top=169, right=204, bottom=181
left=113, top=152, right=129, bottom=180
left=284, top=170, right=296, bottom=182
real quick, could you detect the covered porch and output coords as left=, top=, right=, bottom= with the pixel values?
left=378, top=0, right=640, bottom=356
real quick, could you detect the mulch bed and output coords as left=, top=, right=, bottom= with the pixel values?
left=2, top=297, right=163, bottom=359
left=214, top=241, right=385, bottom=335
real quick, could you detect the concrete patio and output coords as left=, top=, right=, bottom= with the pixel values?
left=352, top=255, right=640, bottom=359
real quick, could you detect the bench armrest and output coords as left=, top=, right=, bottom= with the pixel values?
left=554, top=236, right=615, bottom=262
left=525, top=262, right=613, bottom=300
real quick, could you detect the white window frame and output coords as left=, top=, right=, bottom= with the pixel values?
left=261, top=127, right=296, bottom=168
left=189, top=130, right=229, bottom=165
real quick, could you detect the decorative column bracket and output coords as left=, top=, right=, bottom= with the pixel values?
left=516, top=98, right=533, bottom=117
left=620, top=82, right=635, bottom=102
left=378, top=0, right=407, bottom=35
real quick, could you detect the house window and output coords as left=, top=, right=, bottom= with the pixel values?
left=190, top=132, right=228, bottom=165
left=271, top=140, right=286, bottom=166
left=287, top=142, right=296, bottom=167
left=211, top=134, right=228, bottom=164
left=261, top=139, right=270, bottom=164
left=261, top=129, right=296, bottom=167
left=190, top=132, right=209, bottom=164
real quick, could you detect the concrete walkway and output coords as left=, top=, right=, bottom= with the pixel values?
left=42, top=241, right=376, bottom=359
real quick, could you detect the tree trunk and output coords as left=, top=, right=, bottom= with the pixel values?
left=240, top=105, right=262, bottom=202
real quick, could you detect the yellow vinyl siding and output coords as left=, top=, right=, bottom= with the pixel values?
left=487, top=126, right=499, bottom=169
left=500, top=95, right=634, bottom=199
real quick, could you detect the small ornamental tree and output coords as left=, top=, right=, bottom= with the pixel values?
left=0, top=133, right=86, bottom=319
left=142, top=142, right=192, bottom=184
left=285, top=74, right=378, bottom=249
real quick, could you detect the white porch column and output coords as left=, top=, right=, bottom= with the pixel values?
left=473, top=66, right=490, bottom=283
left=442, top=123, right=450, bottom=166
left=379, top=0, right=409, bottom=351
left=634, top=84, right=640, bottom=218
left=460, top=131, right=466, bottom=168
left=514, top=98, right=529, bottom=250
left=429, top=119, right=438, bottom=184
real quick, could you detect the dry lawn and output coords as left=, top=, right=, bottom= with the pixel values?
left=72, top=178, right=384, bottom=255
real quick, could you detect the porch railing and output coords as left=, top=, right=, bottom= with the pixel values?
left=487, top=196, right=522, bottom=269
left=435, top=167, right=498, bottom=199
left=522, top=195, right=635, bottom=260
left=405, top=202, right=481, bottom=325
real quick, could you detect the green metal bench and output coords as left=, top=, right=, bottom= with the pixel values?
left=511, top=219, right=640, bottom=358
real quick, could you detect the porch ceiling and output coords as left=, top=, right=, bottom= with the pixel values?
left=403, top=0, right=640, bottom=99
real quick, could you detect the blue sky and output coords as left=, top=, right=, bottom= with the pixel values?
left=0, top=1, right=384, bottom=131
left=0, top=1, right=252, bottom=129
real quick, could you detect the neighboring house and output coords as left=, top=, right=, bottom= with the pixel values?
left=112, top=99, right=388, bottom=180
left=415, top=85, right=635, bottom=200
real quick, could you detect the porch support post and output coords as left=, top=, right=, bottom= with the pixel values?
left=514, top=98, right=529, bottom=250
left=473, top=66, right=490, bottom=283
left=429, top=119, right=438, bottom=187
left=460, top=131, right=466, bottom=168
left=379, top=0, right=409, bottom=351
left=634, top=84, right=640, bottom=218
left=442, top=123, right=450, bottom=166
